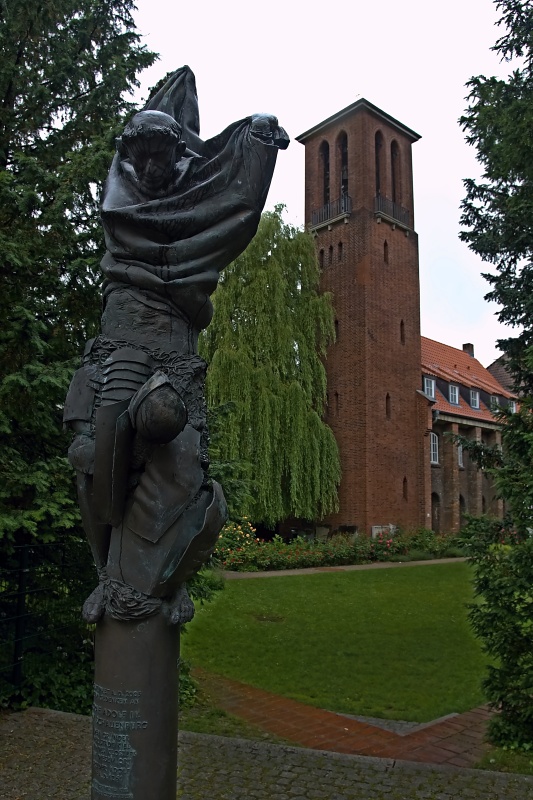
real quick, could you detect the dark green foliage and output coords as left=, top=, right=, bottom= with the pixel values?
left=200, top=207, right=341, bottom=527
left=460, top=0, right=533, bottom=747
left=460, top=0, right=533, bottom=396
left=0, top=0, right=156, bottom=711
left=460, top=518, right=533, bottom=747
left=214, top=523, right=463, bottom=572
left=206, top=403, right=254, bottom=520
left=0, top=537, right=96, bottom=714
left=0, top=0, right=156, bottom=546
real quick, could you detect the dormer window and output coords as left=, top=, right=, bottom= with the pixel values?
left=490, top=395, right=499, bottom=411
left=508, top=400, right=516, bottom=413
left=424, top=377, right=436, bottom=400
left=449, top=385, right=459, bottom=405
left=470, top=389, right=480, bottom=409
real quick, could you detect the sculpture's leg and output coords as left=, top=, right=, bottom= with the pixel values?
left=91, top=612, right=179, bottom=800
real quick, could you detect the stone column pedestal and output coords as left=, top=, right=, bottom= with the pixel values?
left=91, top=613, right=179, bottom=800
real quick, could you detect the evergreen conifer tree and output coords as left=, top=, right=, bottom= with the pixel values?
left=0, top=0, right=156, bottom=710
left=200, top=207, right=340, bottom=528
left=0, top=0, right=156, bottom=545
left=460, top=0, right=533, bottom=746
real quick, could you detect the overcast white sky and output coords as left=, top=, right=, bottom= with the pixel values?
left=132, top=0, right=513, bottom=367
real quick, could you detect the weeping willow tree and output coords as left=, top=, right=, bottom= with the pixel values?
left=200, top=206, right=340, bottom=527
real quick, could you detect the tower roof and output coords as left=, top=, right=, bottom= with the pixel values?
left=296, top=98, right=421, bottom=144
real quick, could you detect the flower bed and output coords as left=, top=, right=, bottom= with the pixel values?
left=214, top=522, right=464, bottom=572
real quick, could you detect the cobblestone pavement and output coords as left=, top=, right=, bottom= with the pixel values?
left=178, top=733, right=533, bottom=800
left=1, top=708, right=533, bottom=800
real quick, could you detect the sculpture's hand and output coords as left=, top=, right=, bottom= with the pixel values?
left=251, top=113, right=278, bottom=142
left=251, top=113, right=289, bottom=150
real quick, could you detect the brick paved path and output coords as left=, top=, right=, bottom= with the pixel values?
left=1, top=709, right=532, bottom=800
left=196, top=669, right=493, bottom=768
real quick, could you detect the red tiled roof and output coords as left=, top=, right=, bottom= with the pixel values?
left=421, top=337, right=514, bottom=423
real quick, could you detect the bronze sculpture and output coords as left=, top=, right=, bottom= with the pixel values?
left=64, top=66, right=288, bottom=799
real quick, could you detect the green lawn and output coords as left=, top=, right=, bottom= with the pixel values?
left=183, top=562, right=487, bottom=723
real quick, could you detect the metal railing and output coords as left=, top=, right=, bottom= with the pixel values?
left=374, top=195, right=411, bottom=228
left=311, top=194, right=352, bottom=227
left=0, top=538, right=94, bottom=694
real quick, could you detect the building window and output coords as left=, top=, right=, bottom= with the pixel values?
left=449, top=384, right=459, bottom=405
left=386, top=393, right=391, bottom=419
left=375, top=131, right=384, bottom=197
left=403, top=476, right=408, bottom=500
left=338, top=241, right=343, bottom=262
left=400, top=320, right=405, bottom=344
left=319, top=140, right=330, bottom=205
left=391, top=140, right=401, bottom=204
left=470, top=389, right=480, bottom=409
left=334, top=319, right=339, bottom=340
left=458, top=443, right=464, bottom=468
left=328, top=245, right=333, bottom=265
left=338, top=131, right=348, bottom=197
left=384, top=240, right=389, bottom=263
left=424, top=377, right=436, bottom=399
left=430, top=432, right=439, bottom=464
left=319, top=249, right=324, bottom=269
left=334, top=391, right=339, bottom=415
left=508, top=399, right=516, bottom=413
left=490, top=395, right=499, bottom=410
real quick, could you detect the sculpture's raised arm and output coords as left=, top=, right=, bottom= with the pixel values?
left=65, top=66, right=289, bottom=627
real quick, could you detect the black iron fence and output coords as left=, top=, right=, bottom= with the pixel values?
left=311, top=194, right=352, bottom=227
left=0, top=536, right=95, bottom=704
left=374, top=195, right=411, bottom=228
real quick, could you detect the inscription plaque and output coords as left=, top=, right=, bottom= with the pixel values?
left=92, top=684, right=150, bottom=798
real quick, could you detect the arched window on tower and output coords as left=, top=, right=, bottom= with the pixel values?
left=334, top=319, right=339, bottom=340
left=400, top=319, right=405, bottom=344
left=338, top=241, right=343, bottom=262
left=319, top=249, right=324, bottom=269
left=384, top=240, right=389, bottom=264
left=386, top=393, right=391, bottom=419
left=375, top=131, right=384, bottom=197
left=338, top=131, right=348, bottom=197
left=328, top=245, right=333, bottom=265
left=391, top=140, right=401, bottom=204
left=319, top=140, right=330, bottom=205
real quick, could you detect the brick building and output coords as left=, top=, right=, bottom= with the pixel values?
left=296, top=99, right=513, bottom=536
left=422, top=338, right=514, bottom=533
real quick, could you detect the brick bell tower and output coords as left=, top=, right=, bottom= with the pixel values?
left=297, top=100, right=429, bottom=535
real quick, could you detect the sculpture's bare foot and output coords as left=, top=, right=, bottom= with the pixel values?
left=82, top=582, right=106, bottom=623
left=164, top=584, right=195, bottom=625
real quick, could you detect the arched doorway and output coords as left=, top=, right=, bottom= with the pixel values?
left=431, top=492, right=440, bottom=533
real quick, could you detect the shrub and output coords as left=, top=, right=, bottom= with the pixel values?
left=213, top=523, right=463, bottom=572
left=460, top=516, right=533, bottom=748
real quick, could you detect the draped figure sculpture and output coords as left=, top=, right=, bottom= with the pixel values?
left=64, top=67, right=289, bottom=626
